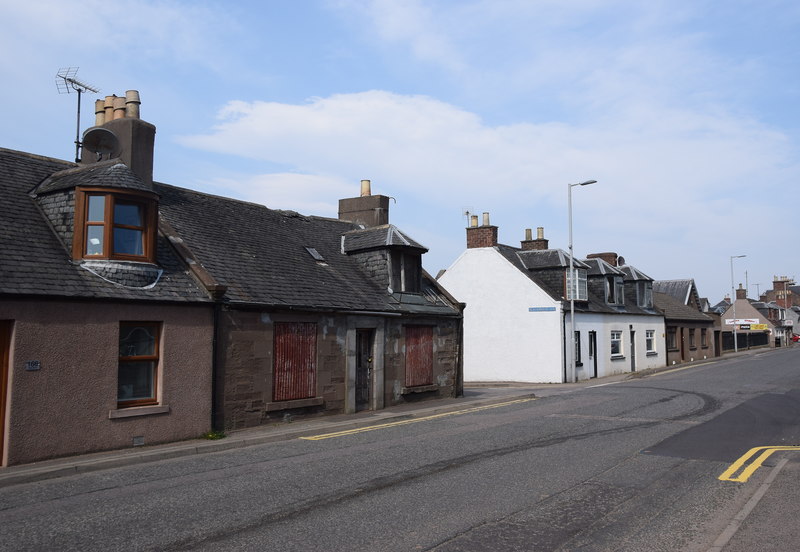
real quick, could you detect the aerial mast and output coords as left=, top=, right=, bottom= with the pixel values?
left=56, top=67, right=100, bottom=163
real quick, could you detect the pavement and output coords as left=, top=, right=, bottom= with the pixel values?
left=0, top=347, right=771, bottom=489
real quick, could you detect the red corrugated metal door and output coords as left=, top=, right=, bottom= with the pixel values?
left=405, top=325, right=433, bottom=387
left=273, top=322, right=317, bottom=402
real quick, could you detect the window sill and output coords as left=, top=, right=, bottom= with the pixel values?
left=109, top=404, right=170, bottom=419
left=401, top=384, right=439, bottom=394
left=265, top=397, right=324, bottom=411
left=610, top=355, right=625, bottom=361
left=646, top=352, right=658, bottom=357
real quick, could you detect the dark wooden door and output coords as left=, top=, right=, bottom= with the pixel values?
left=355, top=329, right=373, bottom=411
left=589, top=331, right=598, bottom=378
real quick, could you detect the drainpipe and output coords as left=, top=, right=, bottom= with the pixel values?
left=211, top=302, right=223, bottom=431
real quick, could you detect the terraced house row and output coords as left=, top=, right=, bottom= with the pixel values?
left=0, top=92, right=462, bottom=466
left=1, top=90, right=792, bottom=466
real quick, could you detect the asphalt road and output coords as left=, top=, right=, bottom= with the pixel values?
left=1, top=348, right=799, bottom=551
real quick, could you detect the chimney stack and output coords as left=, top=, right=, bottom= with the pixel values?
left=466, top=211, right=498, bottom=249
left=521, top=226, right=549, bottom=251
left=735, top=284, right=747, bottom=300
left=83, top=90, right=155, bottom=188
left=338, top=179, right=390, bottom=227
left=586, top=252, right=619, bottom=267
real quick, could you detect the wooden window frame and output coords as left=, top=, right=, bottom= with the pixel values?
left=118, top=322, right=161, bottom=408
left=667, top=327, right=678, bottom=350
left=73, top=187, right=158, bottom=263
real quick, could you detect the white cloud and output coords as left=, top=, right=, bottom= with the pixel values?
left=178, top=87, right=798, bottom=294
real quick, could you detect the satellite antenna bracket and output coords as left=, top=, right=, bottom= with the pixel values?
left=56, top=67, right=100, bottom=163
left=82, top=127, right=121, bottom=162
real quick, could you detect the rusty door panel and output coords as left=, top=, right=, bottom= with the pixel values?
left=405, top=325, right=433, bottom=387
left=273, top=322, right=317, bottom=402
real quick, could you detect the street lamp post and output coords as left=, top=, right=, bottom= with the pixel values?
left=730, top=254, right=746, bottom=353
left=568, top=179, right=596, bottom=383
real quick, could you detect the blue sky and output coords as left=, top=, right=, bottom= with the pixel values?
left=2, top=0, right=799, bottom=302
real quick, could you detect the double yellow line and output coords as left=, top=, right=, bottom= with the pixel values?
left=719, top=446, right=800, bottom=482
left=300, top=397, right=537, bottom=441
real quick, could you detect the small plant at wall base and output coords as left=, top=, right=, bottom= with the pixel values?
left=201, top=430, right=226, bottom=440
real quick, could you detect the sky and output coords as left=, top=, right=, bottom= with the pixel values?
left=2, top=0, right=799, bottom=302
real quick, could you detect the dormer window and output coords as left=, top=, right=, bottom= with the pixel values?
left=637, top=281, right=653, bottom=308
left=391, top=250, right=421, bottom=293
left=566, top=268, right=588, bottom=301
left=73, top=187, right=157, bottom=262
left=606, top=276, right=624, bottom=305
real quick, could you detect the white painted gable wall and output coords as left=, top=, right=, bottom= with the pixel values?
left=438, top=247, right=564, bottom=383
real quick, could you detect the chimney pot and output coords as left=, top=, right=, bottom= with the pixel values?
left=94, top=99, right=106, bottom=126
left=482, top=212, right=490, bottom=226
left=360, top=179, right=371, bottom=197
left=113, top=96, right=126, bottom=120
left=104, top=95, right=115, bottom=122
left=125, top=90, right=141, bottom=119
left=470, top=215, right=478, bottom=228
left=521, top=226, right=548, bottom=251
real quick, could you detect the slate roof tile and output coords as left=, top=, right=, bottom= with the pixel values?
left=0, top=148, right=208, bottom=303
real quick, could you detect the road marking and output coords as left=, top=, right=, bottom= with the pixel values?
left=299, top=397, right=537, bottom=441
left=708, top=458, right=789, bottom=552
left=718, top=446, right=800, bottom=482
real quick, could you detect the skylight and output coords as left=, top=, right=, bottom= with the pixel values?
left=305, top=247, right=326, bottom=262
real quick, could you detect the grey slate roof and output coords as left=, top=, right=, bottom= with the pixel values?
left=620, top=265, right=653, bottom=282
left=342, top=225, right=427, bottom=253
left=492, top=245, right=660, bottom=316
left=584, top=257, right=624, bottom=276
left=653, top=279, right=693, bottom=303
left=0, top=148, right=208, bottom=302
left=33, top=159, right=153, bottom=196
left=516, top=249, right=589, bottom=270
left=154, top=183, right=458, bottom=315
left=653, top=292, right=713, bottom=323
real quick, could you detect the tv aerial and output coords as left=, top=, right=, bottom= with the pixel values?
left=56, top=67, right=100, bottom=163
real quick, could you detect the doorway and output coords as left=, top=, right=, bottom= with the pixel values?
left=355, top=329, right=374, bottom=412
left=629, top=328, right=636, bottom=372
left=588, top=331, right=598, bottom=378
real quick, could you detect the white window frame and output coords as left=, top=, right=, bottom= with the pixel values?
left=646, top=329, right=656, bottom=353
left=610, top=330, right=623, bottom=357
left=637, top=281, right=653, bottom=308
left=566, top=268, right=588, bottom=301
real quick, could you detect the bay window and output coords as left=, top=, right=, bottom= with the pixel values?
left=74, top=187, right=157, bottom=262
